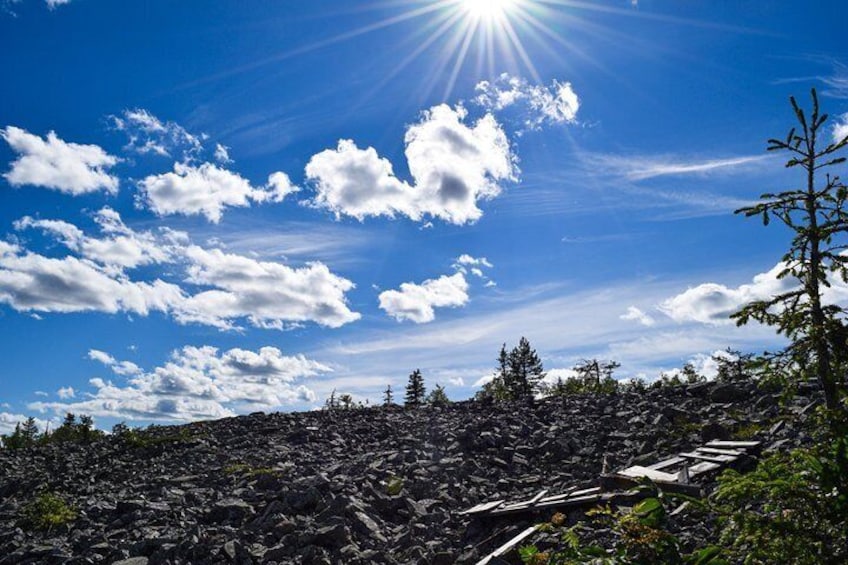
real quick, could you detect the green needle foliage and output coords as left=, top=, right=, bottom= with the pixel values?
left=21, top=492, right=77, bottom=532
left=733, top=88, right=848, bottom=414
left=404, top=369, right=426, bottom=407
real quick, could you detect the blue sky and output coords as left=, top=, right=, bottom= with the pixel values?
left=1, top=0, right=846, bottom=431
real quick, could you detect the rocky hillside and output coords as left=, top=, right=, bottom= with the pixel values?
left=0, top=381, right=817, bottom=564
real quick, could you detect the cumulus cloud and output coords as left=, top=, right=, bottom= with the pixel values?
left=110, top=108, right=204, bottom=160
left=378, top=272, right=469, bottom=323
left=660, top=263, right=797, bottom=325
left=15, top=207, right=172, bottom=273
left=138, top=162, right=298, bottom=223
left=0, top=412, right=52, bottom=435
left=1, top=126, right=119, bottom=194
left=57, top=386, right=75, bottom=399
left=46, top=0, right=71, bottom=8
left=306, top=104, right=516, bottom=225
left=0, top=239, right=185, bottom=316
left=686, top=349, right=739, bottom=380
left=88, top=349, right=142, bottom=376
left=454, top=254, right=493, bottom=270
left=833, top=113, right=848, bottom=145
left=620, top=306, right=656, bottom=327
left=176, top=245, right=360, bottom=330
left=32, top=346, right=328, bottom=422
left=0, top=210, right=360, bottom=330
left=452, top=253, right=495, bottom=285
left=474, top=73, right=580, bottom=130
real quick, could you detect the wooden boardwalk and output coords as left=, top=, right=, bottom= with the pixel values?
left=462, top=440, right=761, bottom=565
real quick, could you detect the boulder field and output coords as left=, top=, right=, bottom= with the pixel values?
left=0, top=381, right=816, bottom=564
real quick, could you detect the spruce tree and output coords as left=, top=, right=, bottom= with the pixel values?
left=734, top=88, right=848, bottom=413
left=427, top=384, right=450, bottom=406
left=404, top=369, right=426, bottom=407
left=507, top=337, right=546, bottom=399
left=383, top=384, right=394, bottom=406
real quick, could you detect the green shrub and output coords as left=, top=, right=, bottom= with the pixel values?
left=21, top=492, right=77, bottom=531
left=713, top=438, right=848, bottom=564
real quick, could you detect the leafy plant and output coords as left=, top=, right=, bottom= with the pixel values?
left=522, top=494, right=729, bottom=564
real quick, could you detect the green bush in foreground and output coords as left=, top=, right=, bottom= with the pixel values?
left=712, top=422, right=848, bottom=564
left=520, top=493, right=728, bottom=564
left=21, top=492, right=76, bottom=531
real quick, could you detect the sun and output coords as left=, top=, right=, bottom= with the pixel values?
left=462, top=0, right=517, bottom=20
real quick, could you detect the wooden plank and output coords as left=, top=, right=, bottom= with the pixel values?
left=705, top=440, right=760, bottom=449
left=618, top=465, right=678, bottom=482
left=532, top=494, right=603, bottom=510
left=600, top=473, right=704, bottom=498
left=539, top=486, right=578, bottom=503
left=460, top=500, right=505, bottom=515
left=476, top=526, right=538, bottom=564
left=648, top=456, right=684, bottom=470
left=568, top=486, right=602, bottom=498
left=679, top=452, right=736, bottom=464
left=527, top=489, right=549, bottom=505
left=688, top=461, right=720, bottom=475
left=696, top=447, right=743, bottom=456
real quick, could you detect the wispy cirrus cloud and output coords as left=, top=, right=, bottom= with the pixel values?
left=580, top=152, right=770, bottom=181
left=110, top=108, right=205, bottom=161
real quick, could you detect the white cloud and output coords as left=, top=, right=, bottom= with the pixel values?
left=474, top=74, right=580, bottom=130
left=15, top=207, right=173, bottom=273
left=833, top=113, right=848, bottom=145
left=31, top=346, right=329, bottom=422
left=686, top=349, right=739, bottom=380
left=138, top=162, right=297, bottom=223
left=110, top=108, right=204, bottom=160
left=1, top=211, right=360, bottom=331
left=0, top=412, right=52, bottom=435
left=620, top=306, right=656, bottom=327
left=306, top=104, right=516, bottom=225
left=660, top=257, right=848, bottom=327
left=0, top=239, right=185, bottom=316
left=1, top=126, right=119, bottom=195
left=378, top=272, right=469, bottom=323
left=88, top=349, right=142, bottom=376
left=659, top=262, right=795, bottom=325
left=542, top=367, right=580, bottom=387
left=214, top=143, right=233, bottom=164
left=46, top=0, right=71, bottom=8
left=57, top=387, right=75, bottom=399
left=454, top=254, right=493, bottom=269
left=176, top=245, right=360, bottom=330
left=452, top=253, right=495, bottom=285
